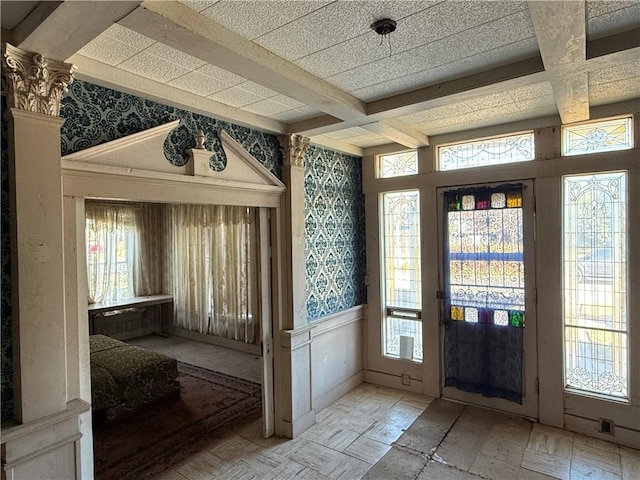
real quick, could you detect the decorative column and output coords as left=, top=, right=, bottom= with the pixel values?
left=278, top=133, right=310, bottom=329
left=276, top=133, right=316, bottom=437
left=1, top=43, right=88, bottom=480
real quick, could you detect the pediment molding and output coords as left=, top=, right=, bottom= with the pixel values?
left=62, top=120, right=285, bottom=191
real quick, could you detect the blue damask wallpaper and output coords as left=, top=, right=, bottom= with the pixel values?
left=0, top=80, right=366, bottom=421
left=305, top=145, right=366, bottom=320
left=1, top=95, right=13, bottom=423
left=61, top=80, right=282, bottom=178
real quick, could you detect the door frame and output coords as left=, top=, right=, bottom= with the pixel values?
left=436, top=179, right=539, bottom=419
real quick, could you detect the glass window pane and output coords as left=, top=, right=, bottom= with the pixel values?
left=563, top=117, right=632, bottom=156
left=378, top=151, right=418, bottom=178
left=382, top=190, right=422, bottom=362
left=563, top=171, right=628, bottom=399
left=438, top=132, right=534, bottom=171
left=382, top=191, right=421, bottom=309
left=384, top=317, right=423, bottom=362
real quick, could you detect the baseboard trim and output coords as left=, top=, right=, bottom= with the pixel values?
left=314, top=371, right=364, bottom=412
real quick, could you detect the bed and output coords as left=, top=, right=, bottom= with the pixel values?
left=89, top=335, right=180, bottom=421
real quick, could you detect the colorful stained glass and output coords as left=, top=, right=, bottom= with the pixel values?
left=451, top=306, right=464, bottom=320
left=478, top=308, right=492, bottom=324
left=563, top=117, right=632, bottom=156
left=462, top=195, right=475, bottom=210
left=494, top=310, right=509, bottom=326
left=491, top=193, right=506, bottom=208
left=438, top=132, right=535, bottom=171
left=476, top=194, right=491, bottom=210
left=445, top=186, right=525, bottom=327
left=509, top=311, right=525, bottom=327
left=506, top=191, right=522, bottom=208
left=465, top=307, right=479, bottom=323
left=448, top=196, right=461, bottom=211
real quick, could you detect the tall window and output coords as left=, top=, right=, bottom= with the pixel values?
left=382, top=190, right=422, bottom=361
left=85, top=202, right=163, bottom=304
left=86, top=202, right=139, bottom=303
left=563, top=171, right=628, bottom=399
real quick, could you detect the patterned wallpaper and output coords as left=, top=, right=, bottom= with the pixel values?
left=1, top=95, right=13, bottom=423
left=1, top=80, right=366, bottom=421
left=305, top=145, right=366, bottom=321
left=61, top=80, right=282, bottom=178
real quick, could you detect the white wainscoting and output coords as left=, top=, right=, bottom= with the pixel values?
left=310, top=305, right=365, bottom=412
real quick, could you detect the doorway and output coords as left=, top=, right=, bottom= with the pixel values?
left=437, top=181, right=538, bottom=418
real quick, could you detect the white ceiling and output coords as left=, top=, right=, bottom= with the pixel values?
left=1, top=0, right=639, bottom=155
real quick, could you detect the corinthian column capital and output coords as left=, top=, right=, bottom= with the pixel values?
left=278, top=133, right=310, bottom=168
left=1, top=43, right=75, bottom=117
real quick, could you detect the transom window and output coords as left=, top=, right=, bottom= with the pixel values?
left=562, top=116, right=633, bottom=156
left=378, top=151, right=418, bottom=178
left=438, top=132, right=534, bottom=171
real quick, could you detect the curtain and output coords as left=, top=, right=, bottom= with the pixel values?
left=166, top=204, right=258, bottom=344
left=85, top=201, right=163, bottom=304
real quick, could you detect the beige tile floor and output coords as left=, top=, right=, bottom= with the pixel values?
left=128, top=336, right=639, bottom=480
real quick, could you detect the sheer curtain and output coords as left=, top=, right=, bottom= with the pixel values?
left=166, top=204, right=258, bottom=344
left=85, top=201, right=163, bottom=304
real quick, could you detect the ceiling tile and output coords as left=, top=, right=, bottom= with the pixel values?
left=144, top=43, right=206, bottom=70
left=178, top=0, right=217, bottom=13
left=271, top=107, right=321, bottom=122
left=78, top=24, right=155, bottom=66
left=324, top=126, right=372, bottom=140
left=208, top=86, right=265, bottom=107
left=587, top=1, right=640, bottom=39
left=327, top=11, right=537, bottom=94
left=254, top=1, right=372, bottom=60
left=118, top=51, right=192, bottom=83
left=589, top=77, right=640, bottom=106
left=236, top=81, right=280, bottom=99
left=589, top=60, right=640, bottom=85
left=167, top=70, right=232, bottom=96
left=507, top=82, right=555, bottom=102
left=270, top=94, right=306, bottom=109
left=243, top=99, right=294, bottom=116
left=514, top=95, right=557, bottom=112
left=199, top=1, right=330, bottom=40
left=197, top=64, right=246, bottom=86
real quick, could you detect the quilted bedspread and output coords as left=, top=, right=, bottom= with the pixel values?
left=89, top=335, right=180, bottom=419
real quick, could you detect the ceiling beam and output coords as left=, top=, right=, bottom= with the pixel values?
left=9, top=1, right=140, bottom=61
left=309, top=137, right=364, bottom=158
left=118, top=0, right=366, bottom=121
left=68, top=53, right=286, bottom=135
left=362, top=119, right=430, bottom=148
left=528, top=0, right=589, bottom=124
left=290, top=56, right=547, bottom=137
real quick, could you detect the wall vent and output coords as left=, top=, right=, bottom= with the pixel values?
left=599, top=418, right=614, bottom=434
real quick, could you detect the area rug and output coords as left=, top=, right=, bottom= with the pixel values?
left=93, top=362, right=262, bottom=480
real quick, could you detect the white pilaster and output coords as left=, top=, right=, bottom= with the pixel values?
left=276, top=133, right=315, bottom=437
left=1, top=43, right=86, bottom=480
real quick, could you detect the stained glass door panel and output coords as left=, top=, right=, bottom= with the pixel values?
left=440, top=183, right=538, bottom=418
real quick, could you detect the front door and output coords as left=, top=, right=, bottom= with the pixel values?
left=438, top=181, right=538, bottom=418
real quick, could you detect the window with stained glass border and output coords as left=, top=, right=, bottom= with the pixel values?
left=562, top=116, right=633, bottom=156
left=438, top=132, right=534, bottom=171
left=378, top=151, right=418, bottom=178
